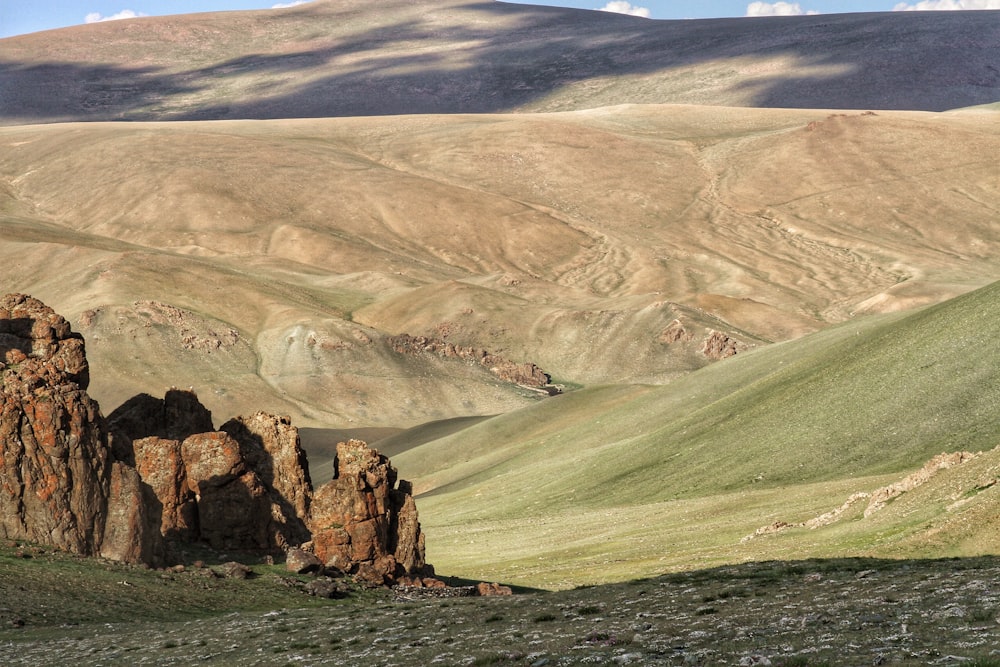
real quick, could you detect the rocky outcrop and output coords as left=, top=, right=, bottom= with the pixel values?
left=701, top=330, right=748, bottom=360
left=742, top=451, right=979, bottom=543
left=0, top=294, right=432, bottom=584
left=388, top=333, right=556, bottom=391
left=131, top=436, right=197, bottom=541
left=107, top=389, right=214, bottom=447
left=0, top=293, right=90, bottom=388
left=0, top=294, right=111, bottom=556
left=659, top=319, right=694, bottom=344
left=221, top=412, right=313, bottom=539
left=864, top=451, right=976, bottom=517
left=309, top=439, right=427, bottom=585
left=100, top=461, right=166, bottom=564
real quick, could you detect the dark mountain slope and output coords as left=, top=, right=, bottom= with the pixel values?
left=2, top=1, right=998, bottom=124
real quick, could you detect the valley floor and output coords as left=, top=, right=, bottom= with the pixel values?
left=3, top=557, right=1000, bottom=666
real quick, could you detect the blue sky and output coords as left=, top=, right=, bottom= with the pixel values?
left=2, top=0, right=998, bottom=39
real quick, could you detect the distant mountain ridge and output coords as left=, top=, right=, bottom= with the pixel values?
left=1, top=1, right=998, bottom=124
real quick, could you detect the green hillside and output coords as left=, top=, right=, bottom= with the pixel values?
left=392, top=280, right=1000, bottom=587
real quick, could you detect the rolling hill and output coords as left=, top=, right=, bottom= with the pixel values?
left=397, top=280, right=1000, bottom=587
left=1, top=105, right=997, bottom=429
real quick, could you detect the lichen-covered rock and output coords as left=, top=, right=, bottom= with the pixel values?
left=131, top=436, right=197, bottom=541
left=0, top=295, right=109, bottom=555
left=309, top=439, right=427, bottom=585
left=1, top=295, right=433, bottom=584
left=0, top=293, right=89, bottom=389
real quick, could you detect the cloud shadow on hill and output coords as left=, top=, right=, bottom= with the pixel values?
left=0, top=3, right=998, bottom=124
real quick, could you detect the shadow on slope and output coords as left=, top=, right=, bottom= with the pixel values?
left=1, top=2, right=998, bottom=123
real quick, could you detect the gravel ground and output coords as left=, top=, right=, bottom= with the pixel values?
left=3, top=557, right=1000, bottom=666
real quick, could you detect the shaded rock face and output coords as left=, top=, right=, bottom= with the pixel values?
left=221, top=412, right=313, bottom=545
left=0, top=294, right=430, bottom=583
left=107, top=389, right=215, bottom=447
left=101, top=461, right=166, bottom=565
left=111, top=401, right=315, bottom=554
left=0, top=294, right=111, bottom=556
left=131, top=436, right=197, bottom=542
left=309, top=439, right=427, bottom=585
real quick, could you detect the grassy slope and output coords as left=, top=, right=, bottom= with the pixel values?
left=394, top=280, right=1000, bottom=587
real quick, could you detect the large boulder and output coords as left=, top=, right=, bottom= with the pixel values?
left=100, top=461, right=167, bottom=565
left=180, top=430, right=274, bottom=551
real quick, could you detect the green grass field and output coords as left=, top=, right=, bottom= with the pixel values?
left=391, top=280, right=1000, bottom=587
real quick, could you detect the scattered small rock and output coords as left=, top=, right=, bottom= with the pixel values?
left=304, top=577, right=349, bottom=599
left=477, top=582, right=513, bottom=596
left=220, top=561, right=253, bottom=579
left=285, top=547, right=323, bottom=575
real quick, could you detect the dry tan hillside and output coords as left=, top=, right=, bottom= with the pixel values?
left=1, top=1, right=999, bottom=124
left=1, top=104, right=998, bottom=427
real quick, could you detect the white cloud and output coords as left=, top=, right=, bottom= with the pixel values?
left=598, top=1, right=652, bottom=18
left=84, top=9, right=147, bottom=23
left=272, top=1, right=312, bottom=7
left=893, top=0, right=1000, bottom=9
left=746, top=2, right=820, bottom=15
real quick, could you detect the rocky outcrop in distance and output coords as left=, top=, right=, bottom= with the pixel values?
left=0, top=294, right=430, bottom=586
left=388, top=333, right=559, bottom=394
left=700, top=330, right=749, bottom=360
left=741, top=450, right=980, bottom=543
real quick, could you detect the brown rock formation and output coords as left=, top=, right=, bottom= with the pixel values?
left=0, top=294, right=431, bottom=584
left=309, top=439, right=427, bottom=585
left=179, top=431, right=274, bottom=551
left=476, top=582, right=514, bottom=596
left=100, top=461, right=166, bottom=565
left=112, top=398, right=314, bottom=553
left=701, top=330, right=748, bottom=360
left=131, top=436, right=197, bottom=541
left=221, top=412, right=312, bottom=546
left=0, top=293, right=90, bottom=388
left=659, top=318, right=693, bottom=344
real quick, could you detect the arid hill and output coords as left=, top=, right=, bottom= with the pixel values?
left=1, top=1, right=998, bottom=124
left=1, top=105, right=997, bottom=426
